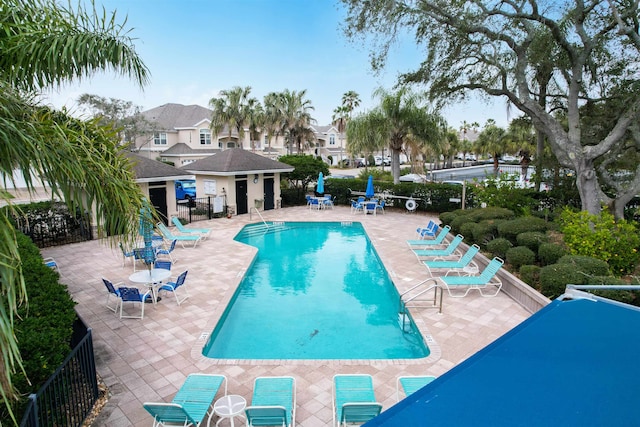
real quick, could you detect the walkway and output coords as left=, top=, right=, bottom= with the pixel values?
left=41, top=206, right=531, bottom=426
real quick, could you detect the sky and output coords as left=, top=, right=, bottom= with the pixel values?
left=43, top=0, right=510, bottom=129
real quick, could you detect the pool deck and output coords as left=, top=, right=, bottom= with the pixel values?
left=41, top=206, right=531, bottom=426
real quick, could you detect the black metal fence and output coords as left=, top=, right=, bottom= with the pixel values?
left=20, top=317, right=98, bottom=427
left=12, top=204, right=93, bottom=248
left=175, top=196, right=226, bottom=223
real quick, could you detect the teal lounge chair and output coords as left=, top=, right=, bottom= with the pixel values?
left=396, top=376, right=436, bottom=401
left=171, top=216, right=211, bottom=239
left=245, top=376, right=296, bottom=427
left=156, top=222, right=202, bottom=248
left=143, top=374, right=227, bottom=427
left=407, top=225, right=451, bottom=247
left=333, top=374, right=382, bottom=427
left=412, top=234, right=464, bottom=260
left=432, top=257, right=504, bottom=297
left=423, top=244, right=480, bottom=275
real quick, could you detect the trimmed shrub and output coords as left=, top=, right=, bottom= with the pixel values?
left=519, top=265, right=541, bottom=289
left=516, top=231, right=548, bottom=252
left=559, top=208, right=640, bottom=275
left=506, top=246, right=536, bottom=269
left=497, top=216, right=549, bottom=243
left=450, top=215, right=472, bottom=235
left=463, top=207, right=516, bottom=222
left=459, top=222, right=478, bottom=243
left=558, top=255, right=610, bottom=277
left=486, top=238, right=513, bottom=259
left=471, top=219, right=505, bottom=248
left=539, top=263, right=586, bottom=299
left=538, top=243, right=567, bottom=266
left=439, top=210, right=459, bottom=225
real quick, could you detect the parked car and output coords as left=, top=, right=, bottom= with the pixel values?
left=383, top=156, right=391, bottom=166
left=355, top=158, right=366, bottom=168
left=399, top=173, right=428, bottom=183
left=175, top=179, right=196, bottom=201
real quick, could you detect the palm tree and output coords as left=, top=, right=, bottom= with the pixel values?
left=278, top=89, right=315, bottom=154
left=332, top=105, right=349, bottom=165
left=345, top=110, right=387, bottom=168
left=476, top=120, right=508, bottom=174
left=341, top=90, right=361, bottom=117
left=209, top=86, right=252, bottom=149
left=263, top=91, right=283, bottom=155
left=245, top=97, right=263, bottom=152
left=370, top=87, right=443, bottom=183
left=0, top=0, right=149, bottom=418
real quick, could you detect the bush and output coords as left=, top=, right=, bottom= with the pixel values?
left=519, top=264, right=541, bottom=289
left=459, top=222, right=478, bottom=244
left=506, top=246, right=536, bottom=269
left=486, top=238, right=513, bottom=258
left=559, top=208, right=640, bottom=275
left=471, top=220, right=505, bottom=248
left=5, top=233, right=77, bottom=420
left=558, top=255, right=611, bottom=277
left=538, top=243, right=567, bottom=266
left=439, top=210, right=462, bottom=226
left=497, top=216, right=549, bottom=243
left=539, top=263, right=586, bottom=299
left=516, top=232, right=548, bottom=252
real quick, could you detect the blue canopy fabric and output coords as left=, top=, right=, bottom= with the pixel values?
left=317, top=172, right=324, bottom=195
left=139, top=200, right=155, bottom=267
left=365, top=175, right=374, bottom=199
left=365, top=294, right=640, bottom=426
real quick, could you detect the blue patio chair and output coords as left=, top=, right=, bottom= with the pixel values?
left=158, top=270, right=189, bottom=306
left=43, top=257, right=59, bottom=272
left=333, top=374, right=382, bottom=427
left=245, top=376, right=296, bottom=427
left=423, top=257, right=504, bottom=298
left=323, top=195, right=335, bottom=209
left=423, top=244, right=480, bottom=275
left=117, top=286, right=151, bottom=319
left=309, top=198, right=321, bottom=210
left=396, top=376, right=436, bottom=401
left=155, top=239, right=177, bottom=263
left=144, top=374, right=227, bottom=427
left=412, top=234, right=464, bottom=260
left=156, top=222, right=201, bottom=248
left=171, top=216, right=211, bottom=239
left=416, top=221, right=438, bottom=238
left=375, top=200, right=385, bottom=214
left=407, top=225, right=451, bottom=247
left=119, top=242, right=144, bottom=271
left=102, top=278, right=123, bottom=313
left=350, top=199, right=363, bottom=214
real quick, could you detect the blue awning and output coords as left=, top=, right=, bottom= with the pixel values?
left=366, top=292, right=640, bottom=426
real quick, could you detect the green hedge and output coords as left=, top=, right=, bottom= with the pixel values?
left=506, top=246, right=536, bottom=269
left=2, top=233, right=77, bottom=421
left=497, top=217, right=549, bottom=244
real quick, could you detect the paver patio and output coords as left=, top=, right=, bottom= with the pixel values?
left=41, top=206, right=531, bottom=426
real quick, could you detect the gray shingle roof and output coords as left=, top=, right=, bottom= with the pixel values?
left=184, top=148, right=294, bottom=175
left=141, top=103, right=212, bottom=130
left=124, top=151, right=194, bottom=182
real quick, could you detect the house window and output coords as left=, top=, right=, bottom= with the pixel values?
left=153, top=132, right=167, bottom=145
left=329, top=134, right=336, bottom=145
left=200, top=129, right=211, bottom=145
left=226, top=141, right=236, bottom=148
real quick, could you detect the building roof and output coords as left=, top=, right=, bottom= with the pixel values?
left=365, top=290, right=640, bottom=426
left=184, top=148, right=294, bottom=176
left=124, top=151, right=194, bottom=182
left=141, top=103, right=212, bottom=130
left=160, top=143, right=220, bottom=157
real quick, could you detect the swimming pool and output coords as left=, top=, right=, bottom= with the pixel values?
left=202, top=222, right=429, bottom=359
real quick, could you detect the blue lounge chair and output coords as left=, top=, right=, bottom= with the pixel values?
left=407, top=225, right=451, bottom=247
left=171, top=216, right=211, bottom=239
left=423, top=244, right=480, bottom=275
left=245, top=376, right=296, bottom=427
left=396, top=376, right=436, bottom=401
left=431, top=257, right=504, bottom=297
left=333, top=374, right=382, bottom=427
left=156, top=222, right=202, bottom=248
left=144, top=374, right=227, bottom=427
left=416, top=221, right=437, bottom=238
left=412, top=234, right=464, bottom=260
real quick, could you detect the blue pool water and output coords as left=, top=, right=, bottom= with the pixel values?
left=202, top=222, right=429, bottom=359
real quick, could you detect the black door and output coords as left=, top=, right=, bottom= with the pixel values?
left=235, top=179, right=248, bottom=215
left=149, top=186, right=168, bottom=224
left=264, top=178, right=274, bottom=210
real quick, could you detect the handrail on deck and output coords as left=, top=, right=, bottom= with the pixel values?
left=249, top=207, right=269, bottom=228
left=399, top=278, right=443, bottom=314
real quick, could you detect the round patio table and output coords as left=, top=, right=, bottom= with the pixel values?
left=214, top=394, right=246, bottom=427
left=129, top=268, right=171, bottom=304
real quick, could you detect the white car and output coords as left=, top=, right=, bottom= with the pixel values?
left=399, top=173, right=428, bottom=183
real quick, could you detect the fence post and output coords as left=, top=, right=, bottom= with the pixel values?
left=208, top=197, right=212, bottom=219
left=28, top=393, right=39, bottom=427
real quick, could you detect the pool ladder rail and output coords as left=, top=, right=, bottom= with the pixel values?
left=399, top=279, right=443, bottom=319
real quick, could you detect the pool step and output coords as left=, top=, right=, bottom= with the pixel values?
left=237, top=222, right=289, bottom=238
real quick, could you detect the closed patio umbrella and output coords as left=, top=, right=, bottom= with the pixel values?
left=317, top=172, right=325, bottom=195
left=365, top=175, right=375, bottom=199
left=139, top=200, right=155, bottom=270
